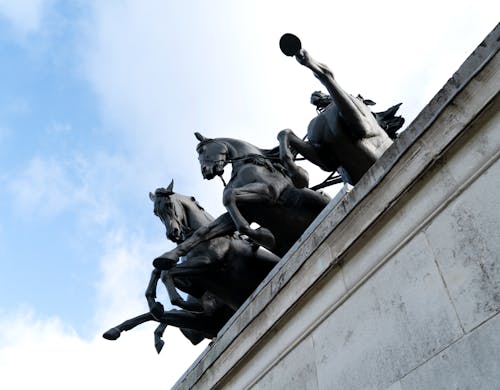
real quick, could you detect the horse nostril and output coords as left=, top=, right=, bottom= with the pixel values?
left=167, top=228, right=179, bottom=240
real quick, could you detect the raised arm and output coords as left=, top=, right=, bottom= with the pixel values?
left=296, top=49, right=376, bottom=137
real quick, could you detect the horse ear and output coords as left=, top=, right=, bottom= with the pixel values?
left=166, top=179, right=174, bottom=193
left=194, top=132, right=207, bottom=142
left=149, top=192, right=155, bottom=202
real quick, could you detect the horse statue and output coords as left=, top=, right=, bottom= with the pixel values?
left=149, top=181, right=280, bottom=309
left=103, top=287, right=231, bottom=353
left=153, top=135, right=331, bottom=270
left=103, top=180, right=280, bottom=352
left=277, top=33, right=405, bottom=187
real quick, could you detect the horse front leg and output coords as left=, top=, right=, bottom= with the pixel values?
left=154, top=323, right=168, bottom=353
left=145, top=268, right=171, bottom=319
left=153, top=213, right=235, bottom=269
left=103, top=312, right=155, bottom=341
left=280, top=129, right=342, bottom=172
left=296, top=49, right=376, bottom=138
left=223, top=183, right=276, bottom=250
left=160, top=270, right=204, bottom=312
left=156, top=309, right=221, bottom=337
left=145, top=268, right=162, bottom=312
left=277, top=129, right=310, bottom=188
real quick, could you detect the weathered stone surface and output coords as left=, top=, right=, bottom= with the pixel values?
left=425, top=160, right=500, bottom=332
left=313, top=233, right=463, bottom=390
left=210, top=249, right=347, bottom=390
left=172, top=25, right=500, bottom=390
left=400, top=313, right=500, bottom=390
left=385, top=381, right=403, bottom=390
left=252, top=336, right=319, bottom=390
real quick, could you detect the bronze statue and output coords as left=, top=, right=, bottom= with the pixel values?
left=278, top=33, right=404, bottom=186
left=153, top=134, right=331, bottom=269
left=103, top=181, right=280, bottom=352
left=103, top=34, right=406, bottom=353
left=149, top=181, right=280, bottom=310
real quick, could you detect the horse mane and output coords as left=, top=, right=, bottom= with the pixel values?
left=185, top=195, right=206, bottom=212
left=197, top=137, right=281, bottom=161
left=373, top=103, right=405, bottom=139
left=311, top=92, right=405, bottom=139
left=154, top=188, right=207, bottom=213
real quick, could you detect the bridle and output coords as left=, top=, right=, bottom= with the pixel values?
left=154, top=193, right=192, bottom=240
left=197, top=139, right=284, bottom=187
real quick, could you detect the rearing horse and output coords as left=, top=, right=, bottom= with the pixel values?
left=104, top=181, right=282, bottom=352
left=196, top=133, right=331, bottom=254
left=153, top=134, right=330, bottom=269
left=103, top=184, right=233, bottom=352
left=149, top=181, right=280, bottom=310
left=277, top=34, right=404, bottom=187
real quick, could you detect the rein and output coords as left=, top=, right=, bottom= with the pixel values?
left=228, top=154, right=281, bottom=164
left=199, top=139, right=287, bottom=188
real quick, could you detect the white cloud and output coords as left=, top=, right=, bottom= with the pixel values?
left=77, top=0, right=500, bottom=217
left=94, top=228, right=168, bottom=327
left=80, top=0, right=499, bottom=175
left=0, top=308, right=208, bottom=390
left=0, top=0, right=50, bottom=36
left=2, top=2, right=494, bottom=388
left=6, top=152, right=137, bottom=225
left=8, top=156, right=77, bottom=218
left=0, top=226, right=208, bottom=390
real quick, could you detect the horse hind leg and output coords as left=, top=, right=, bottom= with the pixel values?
left=160, top=270, right=204, bottom=312
left=153, top=213, right=236, bottom=269
left=223, top=184, right=276, bottom=249
left=103, top=312, right=155, bottom=341
left=154, top=323, right=168, bottom=353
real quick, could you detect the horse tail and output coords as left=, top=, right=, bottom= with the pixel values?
left=374, top=103, right=405, bottom=139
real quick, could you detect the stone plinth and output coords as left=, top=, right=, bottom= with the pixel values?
left=173, top=25, right=500, bottom=390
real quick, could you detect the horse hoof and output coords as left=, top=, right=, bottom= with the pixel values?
left=155, top=340, right=165, bottom=354
left=153, top=255, right=177, bottom=270
left=103, top=328, right=121, bottom=340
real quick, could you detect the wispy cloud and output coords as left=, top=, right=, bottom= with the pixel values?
left=94, top=228, right=169, bottom=327
left=0, top=307, right=208, bottom=389
left=2, top=2, right=497, bottom=389
left=6, top=152, right=138, bottom=226
left=0, top=0, right=50, bottom=36
left=8, top=156, right=78, bottom=218
left=0, top=224, right=208, bottom=389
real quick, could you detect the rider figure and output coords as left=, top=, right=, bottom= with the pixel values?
left=278, top=40, right=403, bottom=187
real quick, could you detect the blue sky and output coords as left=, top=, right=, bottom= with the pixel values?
left=0, top=1, right=497, bottom=388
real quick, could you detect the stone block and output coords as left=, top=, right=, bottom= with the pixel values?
left=313, top=233, right=463, bottom=390
left=252, top=336, right=319, bottom=390
left=401, top=313, right=500, bottom=390
left=425, top=160, right=500, bottom=332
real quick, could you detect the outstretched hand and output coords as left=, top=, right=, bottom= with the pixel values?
left=295, top=49, right=310, bottom=66
left=296, top=49, right=335, bottom=83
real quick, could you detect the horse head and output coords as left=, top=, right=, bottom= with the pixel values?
left=149, top=180, right=191, bottom=244
left=195, top=132, right=229, bottom=180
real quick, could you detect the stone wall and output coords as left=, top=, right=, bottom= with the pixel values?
left=172, top=25, right=500, bottom=390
